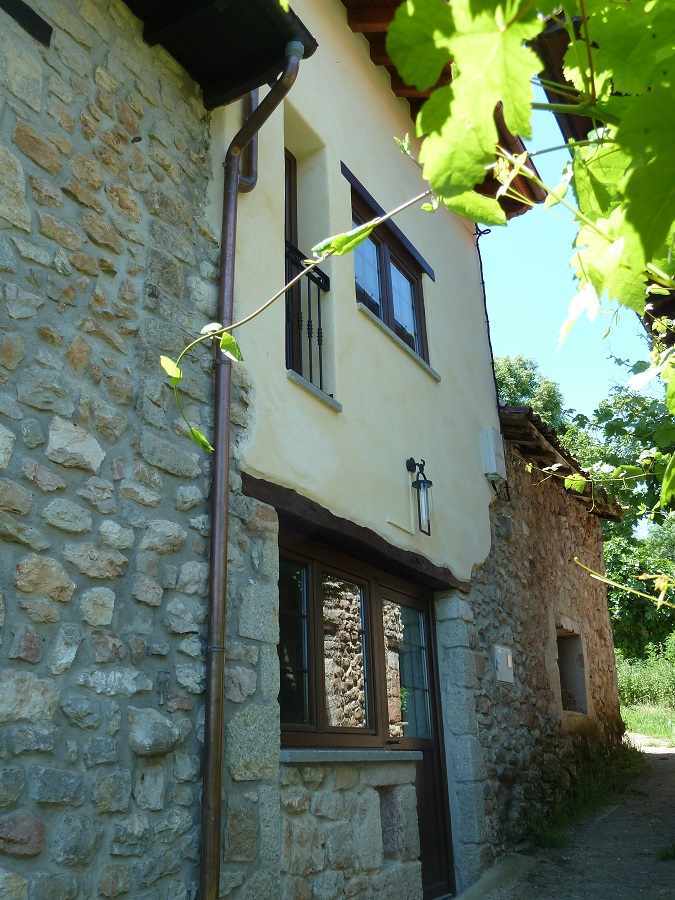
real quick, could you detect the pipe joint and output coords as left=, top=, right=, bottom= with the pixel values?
left=285, top=39, right=305, bottom=60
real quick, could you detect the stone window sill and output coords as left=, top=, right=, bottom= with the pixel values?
left=280, top=749, right=423, bottom=765
left=357, top=303, right=441, bottom=383
left=287, top=369, right=343, bottom=412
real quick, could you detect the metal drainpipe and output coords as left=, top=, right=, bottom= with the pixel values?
left=200, top=40, right=304, bottom=900
left=475, top=225, right=500, bottom=413
left=239, top=89, right=259, bottom=193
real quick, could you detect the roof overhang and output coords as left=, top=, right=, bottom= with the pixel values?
left=499, top=406, right=622, bottom=520
left=533, top=19, right=592, bottom=144
left=123, top=0, right=317, bottom=109
left=340, top=0, right=546, bottom=219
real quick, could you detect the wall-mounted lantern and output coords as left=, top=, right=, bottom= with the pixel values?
left=406, top=457, right=433, bottom=536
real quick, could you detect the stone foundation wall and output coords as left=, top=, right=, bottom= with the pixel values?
left=279, top=760, right=422, bottom=900
left=0, top=1, right=282, bottom=897
left=437, top=444, right=622, bottom=889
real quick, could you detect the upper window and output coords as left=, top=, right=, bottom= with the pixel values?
left=284, top=149, right=332, bottom=394
left=351, top=192, right=430, bottom=363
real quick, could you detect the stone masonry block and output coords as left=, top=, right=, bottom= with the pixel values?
left=353, top=787, right=383, bottom=872
left=226, top=703, right=279, bottom=781
left=447, top=734, right=487, bottom=784
left=436, top=618, right=472, bottom=650
left=360, top=763, right=416, bottom=788
left=380, top=784, right=421, bottom=861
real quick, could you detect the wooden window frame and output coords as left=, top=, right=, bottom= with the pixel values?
left=279, top=535, right=440, bottom=750
left=352, top=191, right=430, bottom=364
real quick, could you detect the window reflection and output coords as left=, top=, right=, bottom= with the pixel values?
left=383, top=600, right=431, bottom=739
left=278, top=559, right=310, bottom=725
left=390, top=262, right=418, bottom=349
left=353, top=223, right=381, bottom=308
left=322, top=574, right=370, bottom=728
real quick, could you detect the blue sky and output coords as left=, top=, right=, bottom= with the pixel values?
left=481, top=94, right=650, bottom=417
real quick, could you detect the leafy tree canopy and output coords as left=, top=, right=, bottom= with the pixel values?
left=494, top=355, right=567, bottom=429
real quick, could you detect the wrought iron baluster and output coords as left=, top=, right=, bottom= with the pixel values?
left=284, top=242, right=330, bottom=390
left=307, top=278, right=313, bottom=385
left=317, top=285, right=323, bottom=392
left=296, top=261, right=303, bottom=376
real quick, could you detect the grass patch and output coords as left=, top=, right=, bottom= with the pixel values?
left=657, top=842, right=675, bottom=862
left=616, top=645, right=675, bottom=708
left=622, top=705, right=675, bottom=744
left=526, top=740, right=644, bottom=849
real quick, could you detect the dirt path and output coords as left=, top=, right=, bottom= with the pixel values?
left=479, top=736, right=675, bottom=900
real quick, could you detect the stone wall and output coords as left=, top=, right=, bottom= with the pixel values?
left=437, top=443, right=622, bottom=890
left=279, top=759, right=422, bottom=900
left=0, top=1, right=282, bottom=897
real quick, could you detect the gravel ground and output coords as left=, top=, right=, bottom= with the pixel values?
left=477, top=736, right=675, bottom=900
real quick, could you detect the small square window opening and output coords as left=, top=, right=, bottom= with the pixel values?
left=556, top=631, right=588, bottom=714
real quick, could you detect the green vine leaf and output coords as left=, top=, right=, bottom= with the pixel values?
left=618, top=89, right=675, bottom=261
left=660, top=453, right=675, bottom=507
left=386, top=0, right=454, bottom=91
left=665, top=362, right=675, bottom=417
left=190, top=427, right=214, bottom=453
left=418, top=84, right=498, bottom=198
left=443, top=190, right=506, bottom=225
left=200, top=322, right=223, bottom=336
left=573, top=208, right=647, bottom=313
left=544, top=165, right=573, bottom=209
left=654, top=421, right=675, bottom=450
left=160, top=356, right=182, bottom=383
left=447, top=5, right=543, bottom=141
left=565, top=473, right=588, bottom=494
left=220, top=332, right=243, bottom=362
left=312, top=220, right=380, bottom=257
left=579, top=0, right=675, bottom=97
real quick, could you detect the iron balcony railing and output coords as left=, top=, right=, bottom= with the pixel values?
left=285, top=241, right=331, bottom=394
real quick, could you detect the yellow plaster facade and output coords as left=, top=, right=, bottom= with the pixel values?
left=207, top=0, right=500, bottom=582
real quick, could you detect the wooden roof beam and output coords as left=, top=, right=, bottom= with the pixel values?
left=369, top=34, right=390, bottom=65
left=348, top=7, right=395, bottom=33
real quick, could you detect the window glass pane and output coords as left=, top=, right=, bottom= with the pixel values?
left=279, top=558, right=311, bottom=725
left=390, top=262, right=418, bottom=344
left=353, top=221, right=381, bottom=308
left=321, top=573, right=370, bottom=728
left=383, top=600, right=431, bottom=739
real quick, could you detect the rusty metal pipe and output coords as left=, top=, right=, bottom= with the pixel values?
left=239, top=89, right=259, bottom=193
left=200, top=40, right=304, bottom=900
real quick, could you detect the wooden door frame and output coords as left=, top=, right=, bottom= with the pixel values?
left=278, top=528, right=455, bottom=896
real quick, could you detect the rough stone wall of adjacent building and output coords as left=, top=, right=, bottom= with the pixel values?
left=0, top=1, right=282, bottom=897
left=279, top=761, right=422, bottom=900
left=437, top=443, right=623, bottom=890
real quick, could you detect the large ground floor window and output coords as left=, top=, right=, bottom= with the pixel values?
left=279, top=540, right=435, bottom=750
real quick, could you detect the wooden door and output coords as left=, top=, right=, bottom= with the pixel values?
left=374, top=586, right=454, bottom=899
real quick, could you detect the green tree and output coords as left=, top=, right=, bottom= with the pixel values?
left=605, top=529, right=675, bottom=657
left=565, top=388, right=675, bottom=536
left=494, top=355, right=567, bottom=429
